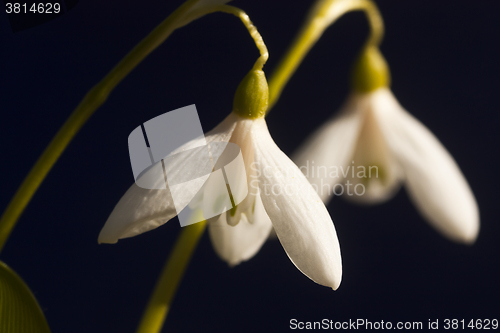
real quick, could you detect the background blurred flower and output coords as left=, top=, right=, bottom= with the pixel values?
left=293, top=47, right=479, bottom=244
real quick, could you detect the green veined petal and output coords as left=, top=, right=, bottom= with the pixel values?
left=0, top=261, right=51, bottom=333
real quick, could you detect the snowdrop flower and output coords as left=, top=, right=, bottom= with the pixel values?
left=99, top=69, right=342, bottom=289
left=293, top=46, right=479, bottom=244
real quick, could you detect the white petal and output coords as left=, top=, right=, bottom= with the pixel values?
left=292, top=96, right=365, bottom=203
left=373, top=88, right=479, bottom=243
left=252, top=119, right=342, bottom=289
left=343, top=93, right=403, bottom=204
left=199, top=168, right=233, bottom=221
left=208, top=192, right=272, bottom=266
left=220, top=115, right=258, bottom=226
left=98, top=113, right=238, bottom=244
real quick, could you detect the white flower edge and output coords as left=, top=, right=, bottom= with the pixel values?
left=252, top=118, right=342, bottom=289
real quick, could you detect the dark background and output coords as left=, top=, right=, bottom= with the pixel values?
left=1, top=1, right=499, bottom=332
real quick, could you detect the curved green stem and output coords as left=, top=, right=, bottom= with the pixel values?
left=136, top=220, right=206, bottom=333
left=0, top=0, right=201, bottom=253
left=218, top=5, right=269, bottom=70
left=267, top=0, right=384, bottom=111
left=187, top=5, right=269, bottom=70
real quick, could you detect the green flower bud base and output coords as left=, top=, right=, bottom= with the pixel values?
left=233, top=69, right=269, bottom=119
left=351, top=46, right=390, bottom=93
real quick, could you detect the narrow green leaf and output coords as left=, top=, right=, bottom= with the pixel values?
left=0, top=261, right=51, bottom=333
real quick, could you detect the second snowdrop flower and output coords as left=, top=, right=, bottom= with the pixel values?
left=293, top=46, right=479, bottom=244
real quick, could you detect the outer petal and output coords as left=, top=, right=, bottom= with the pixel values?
left=98, top=113, right=238, bottom=244
left=208, top=191, right=273, bottom=266
left=373, top=88, right=479, bottom=243
left=252, top=119, right=342, bottom=289
left=292, top=96, right=365, bottom=203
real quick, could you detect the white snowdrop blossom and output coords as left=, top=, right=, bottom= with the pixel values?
left=96, top=1, right=341, bottom=290
left=293, top=87, right=479, bottom=244
left=99, top=111, right=342, bottom=289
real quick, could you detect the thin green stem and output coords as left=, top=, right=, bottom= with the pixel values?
left=267, top=0, right=384, bottom=111
left=0, top=1, right=268, bottom=254
left=218, top=5, right=269, bottom=70
left=0, top=0, right=202, bottom=253
left=136, top=220, right=206, bottom=333
left=188, top=5, right=269, bottom=70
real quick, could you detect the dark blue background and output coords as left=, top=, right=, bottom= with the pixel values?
left=1, top=1, right=499, bottom=332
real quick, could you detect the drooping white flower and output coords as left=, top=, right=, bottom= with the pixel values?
left=293, top=47, right=479, bottom=244
left=99, top=70, right=342, bottom=289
